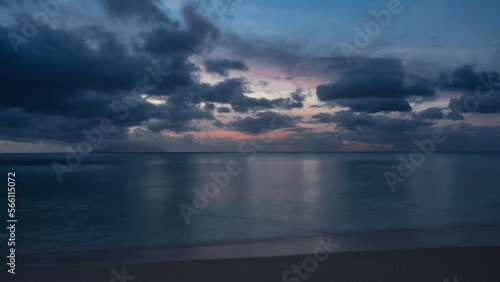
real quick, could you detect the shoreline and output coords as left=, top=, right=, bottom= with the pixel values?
left=18, top=224, right=500, bottom=266
left=3, top=247, right=500, bottom=281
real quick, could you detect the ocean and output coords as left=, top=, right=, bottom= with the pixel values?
left=2, top=152, right=500, bottom=264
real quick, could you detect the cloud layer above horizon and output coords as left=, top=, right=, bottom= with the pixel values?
left=0, top=0, right=499, bottom=152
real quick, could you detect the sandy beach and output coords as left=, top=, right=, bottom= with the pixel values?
left=3, top=247, right=499, bottom=281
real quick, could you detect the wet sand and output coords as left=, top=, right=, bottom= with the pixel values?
left=3, top=247, right=500, bottom=281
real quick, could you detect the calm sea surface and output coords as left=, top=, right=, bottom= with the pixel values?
left=1, top=152, right=500, bottom=263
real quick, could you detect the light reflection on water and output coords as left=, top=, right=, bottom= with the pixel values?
left=1, top=152, right=500, bottom=258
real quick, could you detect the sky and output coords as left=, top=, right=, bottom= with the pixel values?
left=0, top=0, right=499, bottom=152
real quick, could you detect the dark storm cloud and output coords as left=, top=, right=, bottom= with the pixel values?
left=0, top=4, right=229, bottom=144
left=311, top=111, right=432, bottom=132
left=333, top=98, right=412, bottom=113
left=171, top=77, right=304, bottom=113
left=0, top=35, right=199, bottom=134
left=226, top=111, right=302, bottom=135
left=290, top=89, right=306, bottom=103
left=440, top=64, right=499, bottom=91
left=272, top=99, right=302, bottom=110
left=449, top=94, right=500, bottom=114
left=412, top=107, right=445, bottom=120
left=267, top=88, right=306, bottom=110
left=0, top=25, right=147, bottom=116
left=446, top=111, right=464, bottom=121
left=316, top=57, right=435, bottom=102
left=143, top=112, right=210, bottom=133
left=204, top=103, right=216, bottom=111
left=217, top=107, right=231, bottom=113
left=100, top=0, right=171, bottom=24
left=106, top=96, right=215, bottom=133
left=204, top=58, right=249, bottom=76
left=141, top=6, right=219, bottom=56
left=0, top=108, right=34, bottom=129
left=0, top=95, right=214, bottom=143
left=440, top=64, right=500, bottom=115
left=198, top=77, right=250, bottom=103
left=0, top=107, right=128, bottom=142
